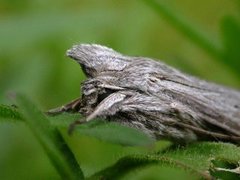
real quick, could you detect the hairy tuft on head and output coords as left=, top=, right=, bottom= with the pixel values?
left=66, top=44, right=130, bottom=77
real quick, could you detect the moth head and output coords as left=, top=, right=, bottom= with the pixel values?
left=67, top=44, right=130, bottom=77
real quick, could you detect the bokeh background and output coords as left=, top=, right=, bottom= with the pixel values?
left=0, top=0, right=240, bottom=179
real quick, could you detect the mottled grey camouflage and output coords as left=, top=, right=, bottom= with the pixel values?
left=49, top=44, right=240, bottom=144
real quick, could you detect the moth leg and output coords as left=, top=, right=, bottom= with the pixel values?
left=68, top=92, right=127, bottom=133
left=68, top=118, right=85, bottom=135
left=46, top=98, right=81, bottom=115
left=98, top=84, right=125, bottom=90
left=86, top=92, right=127, bottom=121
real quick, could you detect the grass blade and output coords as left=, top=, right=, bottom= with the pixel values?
left=221, top=16, right=240, bottom=76
left=16, top=94, right=84, bottom=180
left=142, top=0, right=222, bottom=60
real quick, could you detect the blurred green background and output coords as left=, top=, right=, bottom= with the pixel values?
left=0, top=0, right=240, bottom=179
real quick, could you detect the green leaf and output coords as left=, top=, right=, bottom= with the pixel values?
left=87, top=154, right=210, bottom=180
left=16, top=95, right=84, bottom=180
left=2, top=103, right=240, bottom=179
left=74, top=120, right=155, bottom=146
left=162, top=142, right=240, bottom=171
left=49, top=113, right=83, bottom=127
left=221, top=16, right=240, bottom=75
left=210, top=158, right=240, bottom=179
left=88, top=142, right=240, bottom=179
left=0, top=104, right=81, bottom=126
left=0, top=104, right=23, bottom=122
left=0, top=105, right=153, bottom=146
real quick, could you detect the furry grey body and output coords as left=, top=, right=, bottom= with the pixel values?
left=52, top=44, right=240, bottom=144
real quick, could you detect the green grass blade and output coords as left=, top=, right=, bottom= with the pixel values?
left=0, top=105, right=153, bottom=146
left=142, top=0, right=222, bottom=60
left=16, top=95, right=84, bottom=180
left=221, top=16, right=240, bottom=76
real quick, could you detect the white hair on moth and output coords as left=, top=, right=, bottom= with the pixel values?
left=67, top=44, right=123, bottom=58
left=67, top=44, right=130, bottom=74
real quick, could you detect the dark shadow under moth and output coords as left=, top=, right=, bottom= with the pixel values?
left=48, top=44, right=240, bottom=144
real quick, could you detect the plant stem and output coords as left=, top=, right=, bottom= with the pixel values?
left=16, top=95, right=84, bottom=180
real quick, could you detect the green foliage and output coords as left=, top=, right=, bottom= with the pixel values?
left=221, top=16, right=240, bottom=73
left=0, top=104, right=23, bottom=122
left=1, top=0, right=240, bottom=179
left=75, top=121, right=154, bottom=146
left=16, top=95, right=84, bottom=180
left=0, top=105, right=154, bottom=146
left=143, top=0, right=240, bottom=78
left=88, top=143, right=240, bottom=179
left=1, top=100, right=240, bottom=179
left=142, top=0, right=222, bottom=60
left=88, top=154, right=208, bottom=180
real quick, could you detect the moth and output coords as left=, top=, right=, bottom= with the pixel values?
left=48, top=44, right=240, bottom=144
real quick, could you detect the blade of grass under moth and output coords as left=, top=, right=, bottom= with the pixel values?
left=16, top=95, right=84, bottom=180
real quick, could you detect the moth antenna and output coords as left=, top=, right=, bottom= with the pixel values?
left=46, top=98, right=81, bottom=115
